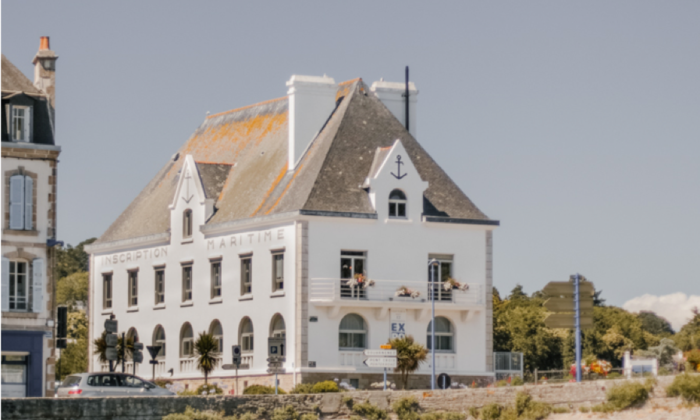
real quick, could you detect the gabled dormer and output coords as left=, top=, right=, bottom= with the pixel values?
left=363, top=139, right=429, bottom=222
left=169, top=155, right=209, bottom=244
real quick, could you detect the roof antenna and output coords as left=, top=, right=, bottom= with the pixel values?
left=404, top=66, right=409, bottom=131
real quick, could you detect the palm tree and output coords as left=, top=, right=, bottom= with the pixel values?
left=92, top=332, right=134, bottom=368
left=389, top=335, right=428, bottom=389
left=194, top=331, right=219, bottom=385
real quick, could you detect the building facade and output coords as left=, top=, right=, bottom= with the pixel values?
left=87, top=75, right=498, bottom=391
left=1, top=37, right=60, bottom=397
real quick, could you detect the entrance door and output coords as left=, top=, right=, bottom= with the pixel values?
left=1, top=355, right=28, bottom=398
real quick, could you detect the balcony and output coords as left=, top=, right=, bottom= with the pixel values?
left=310, top=278, right=484, bottom=317
left=180, top=358, right=196, bottom=373
left=419, top=352, right=457, bottom=371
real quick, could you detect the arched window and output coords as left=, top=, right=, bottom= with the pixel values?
left=180, top=323, right=194, bottom=358
left=209, top=320, right=223, bottom=355
left=427, top=317, right=454, bottom=352
left=239, top=317, right=254, bottom=353
left=152, top=325, right=166, bottom=359
left=127, top=327, right=139, bottom=345
left=270, top=314, right=286, bottom=356
left=183, top=209, right=193, bottom=238
left=388, top=189, right=407, bottom=218
left=339, top=314, right=367, bottom=350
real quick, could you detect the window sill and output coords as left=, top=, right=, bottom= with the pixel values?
left=385, top=218, right=412, bottom=224
left=2, top=311, right=39, bottom=319
left=238, top=294, right=253, bottom=302
left=126, top=307, right=139, bottom=313
left=181, top=238, right=194, bottom=245
left=209, top=298, right=223, bottom=305
left=270, top=290, right=285, bottom=298
left=101, top=309, right=114, bottom=316
left=180, top=301, right=194, bottom=308
left=153, top=304, right=166, bottom=310
left=2, top=229, right=40, bottom=236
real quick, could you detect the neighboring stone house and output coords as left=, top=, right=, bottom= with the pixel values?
left=87, top=75, right=498, bottom=391
left=1, top=37, right=60, bottom=397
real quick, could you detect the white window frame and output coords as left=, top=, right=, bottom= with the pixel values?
left=210, top=259, right=222, bottom=299
left=180, top=323, right=194, bottom=358
left=240, top=317, right=254, bottom=353
left=11, top=106, right=30, bottom=142
left=102, top=273, right=113, bottom=309
left=181, top=264, right=193, bottom=302
left=428, top=254, right=453, bottom=302
left=127, top=270, right=138, bottom=307
left=240, top=254, right=252, bottom=295
left=427, top=316, right=455, bottom=353
left=154, top=267, right=165, bottom=305
left=271, top=252, right=284, bottom=292
left=183, top=209, right=193, bottom=239
left=8, top=260, right=29, bottom=311
left=388, top=189, right=407, bottom=219
left=209, top=320, right=223, bottom=355
left=340, top=251, right=366, bottom=299
left=339, top=313, right=367, bottom=351
left=153, top=325, right=166, bottom=359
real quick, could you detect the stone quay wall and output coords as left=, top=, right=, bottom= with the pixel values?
left=1, top=375, right=681, bottom=420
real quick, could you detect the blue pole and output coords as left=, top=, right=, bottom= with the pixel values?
left=575, top=274, right=582, bottom=383
left=429, top=259, right=437, bottom=391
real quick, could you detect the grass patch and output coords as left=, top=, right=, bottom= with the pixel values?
left=473, top=392, right=554, bottom=420
left=578, top=406, right=590, bottom=413
left=352, top=401, right=388, bottom=420
left=243, top=384, right=286, bottom=395
left=591, top=379, right=654, bottom=412
left=163, top=406, right=235, bottom=420
left=393, top=396, right=421, bottom=420
left=666, top=374, right=700, bottom=404
left=551, top=407, right=569, bottom=414
left=270, top=406, right=318, bottom=420
left=479, top=403, right=503, bottom=420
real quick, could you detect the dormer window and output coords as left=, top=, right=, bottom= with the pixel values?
left=183, top=209, right=192, bottom=238
left=388, top=189, right=407, bottom=218
left=11, top=106, right=30, bottom=142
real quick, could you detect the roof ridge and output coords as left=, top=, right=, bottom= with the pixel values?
left=206, top=96, right=287, bottom=120
left=338, top=77, right=362, bottom=86
left=195, top=160, right=234, bottom=166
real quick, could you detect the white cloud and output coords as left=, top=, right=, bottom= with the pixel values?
left=623, top=293, right=700, bottom=332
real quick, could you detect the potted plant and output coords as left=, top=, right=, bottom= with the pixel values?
left=444, top=277, right=469, bottom=291
left=395, top=286, right=420, bottom=299
left=345, top=273, right=375, bottom=289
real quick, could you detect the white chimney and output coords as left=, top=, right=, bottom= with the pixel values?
left=370, top=80, right=418, bottom=138
left=286, top=75, right=337, bottom=170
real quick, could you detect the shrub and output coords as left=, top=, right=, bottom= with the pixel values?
left=579, top=406, right=590, bottom=413
left=154, top=377, right=173, bottom=388
left=593, top=379, right=654, bottom=412
left=290, top=383, right=315, bottom=394
left=513, top=392, right=552, bottom=420
left=243, top=384, right=286, bottom=395
left=551, top=407, right=570, bottom=414
left=468, top=407, right=479, bottom=419
left=162, top=406, right=235, bottom=420
left=686, top=349, right=700, bottom=371
left=352, top=401, right=388, bottom=420
left=511, top=376, right=524, bottom=386
left=419, top=413, right=465, bottom=420
left=196, top=384, right=223, bottom=395
left=393, top=396, right=421, bottom=420
left=177, top=388, right=199, bottom=396
left=495, top=380, right=508, bottom=387
left=311, top=380, right=340, bottom=393
left=239, top=413, right=260, bottom=420
left=607, top=372, right=622, bottom=379
left=479, top=403, right=503, bottom=420
left=342, top=396, right=354, bottom=408
left=666, top=373, right=700, bottom=403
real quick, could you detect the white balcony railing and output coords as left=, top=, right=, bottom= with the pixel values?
left=310, top=278, right=484, bottom=306
left=241, top=354, right=254, bottom=368
left=419, top=353, right=456, bottom=371
left=180, top=358, right=196, bottom=373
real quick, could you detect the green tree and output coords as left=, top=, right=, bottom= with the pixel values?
left=56, top=272, right=88, bottom=309
left=55, top=238, right=96, bottom=280
left=637, top=311, right=674, bottom=337
left=194, top=332, right=219, bottom=385
left=57, top=338, right=88, bottom=381
left=674, top=308, right=700, bottom=351
left=389, top=335, right=428, bottom=389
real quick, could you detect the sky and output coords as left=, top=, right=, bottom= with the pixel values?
left=2, top=1, right=699, bottom=318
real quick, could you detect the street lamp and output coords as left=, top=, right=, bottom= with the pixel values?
left=428, top=258, right=439, bottom=390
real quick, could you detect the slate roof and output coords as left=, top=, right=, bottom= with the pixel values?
left=1, top=54, right=42, bottom=95
left=96, top=80, right=492, bottom=245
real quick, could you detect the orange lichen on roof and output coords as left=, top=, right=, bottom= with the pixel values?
left=265, top=163, right=303, bottom=215
left=206, top=96, right=286, bottom=120
left=250, top=163, right=288, bottom=216
left=336, top=78, right=360, bottom=100
left=194, top=160, right=234, bottom=166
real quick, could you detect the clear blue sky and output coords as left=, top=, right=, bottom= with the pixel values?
left=3, top=1, right=699, bottom=308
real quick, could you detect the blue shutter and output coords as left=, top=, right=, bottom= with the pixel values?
left=9, top=175, right=25, bottom=229
left=24, top=177, right=33, bottom=230
left=1, top=257, right=9, bottom=311
left=32, top=258, right=44, bottom=313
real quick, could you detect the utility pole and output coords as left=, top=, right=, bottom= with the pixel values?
left=429, top=258, right=438, bottom=390
left=574, top=274, right=582, bottom=383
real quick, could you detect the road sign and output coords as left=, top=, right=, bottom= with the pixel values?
left=380, top=344, right=392, bottom=350
left=437, top=373, right=451, bottom=390
left=105, top=333, right=118, bottom=347
left=134, top=342, right=144, bottom=350
left=133, top=352, right=144, bottom=364
left=223, top=364, right=249, bottom=370
left=363, top=357, right=398, bottom=368
left=104, top=319, right=118, bottom=333
left=268, top=338, right=284, bottom=358
left=267, top=357, right=286, bottom=363
left=232, top=345, right=241, bottom=366
left=544, top=313, right=594, bottom=329
left=146, top=345, right=161, bottom=360
left=106, top=348, right=118, bottom=361
left=544, top=298, right=594, bottom=312
left=543, top=281, right=594, bottom=296
left=364, top=349, right=397, bottom=357
left=267, top=367, right=286, bottom=374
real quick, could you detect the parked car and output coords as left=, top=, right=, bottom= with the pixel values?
left=56, top=373, right=175, bottom=397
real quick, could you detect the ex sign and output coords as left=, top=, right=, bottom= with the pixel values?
left=390, top=310, right=407, bottom=339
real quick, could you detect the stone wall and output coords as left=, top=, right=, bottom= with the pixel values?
left=1, top=376, right=682, bottom=420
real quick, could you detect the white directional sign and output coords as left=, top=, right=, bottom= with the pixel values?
left=363, top=349, right=397, bottom=357
left=222, top=364, right=249, bottom=370
left=363, top=357, right=397, bottom=368
left=267, top=367, right=286, bottom=374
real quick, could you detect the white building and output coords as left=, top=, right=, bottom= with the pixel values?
left=1, top=37, right=60, bottom=397
left=86, top=75, right=498, bottom=391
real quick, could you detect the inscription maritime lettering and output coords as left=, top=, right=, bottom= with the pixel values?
left=102, top=247, right=168, bottom=265
left=208, top=228, right=284, bottom=250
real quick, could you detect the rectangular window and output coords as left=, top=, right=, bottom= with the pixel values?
left=210, top=260, right=222, bottom=299
left=154, top=267, right=165, bottom=305
left=11, top=106, right=29, bottom=142
left=182, top=264, right=193, bottom=302
left=102, top=273, right=112, bottom=309
left=240, top=255, right=252, bottom=295
left=340, top=251, right=366, bottom=299
left=428, top=254, right=453, bottom=302
left=272, top=252, right=284, bottom=291
left=128, top=270, right=138, bottom=307
left=9, top=261, right=28, bottom=311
